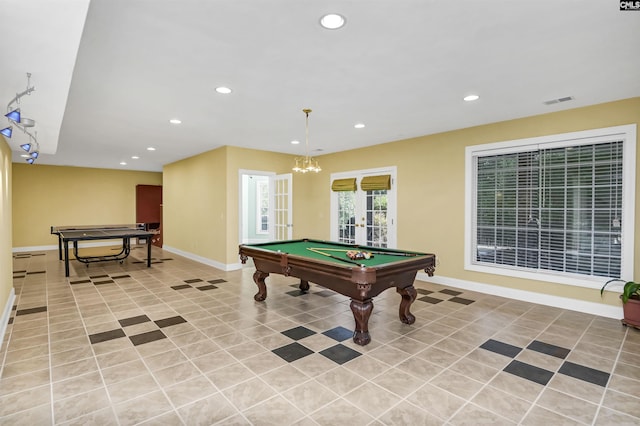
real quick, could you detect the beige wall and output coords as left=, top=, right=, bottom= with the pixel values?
left=163, top=145, right=307, bottom=264
left=294, top=97, right=640, bottom=307
left=12, top=164, right=162, bottom=247
left=163, top=148, right=228, bottom=261
left=0, top=137, right=12, bottom=318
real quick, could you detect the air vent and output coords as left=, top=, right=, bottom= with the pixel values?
left=544, top=96, right=574, bottom=105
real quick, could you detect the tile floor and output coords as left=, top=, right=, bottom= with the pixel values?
left=1, top=245, right=639, bottom=425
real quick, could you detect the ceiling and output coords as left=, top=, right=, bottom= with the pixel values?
left=2, top=0, right=639, bottom=172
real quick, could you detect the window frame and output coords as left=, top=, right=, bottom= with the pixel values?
left=465, top=124, right=636, bottom=289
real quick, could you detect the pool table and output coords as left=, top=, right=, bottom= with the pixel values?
left=239, top=239, right=436, bottom=345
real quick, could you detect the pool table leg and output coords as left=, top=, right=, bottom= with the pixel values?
left=299, top=280, right=310, bottom=293
left=397, top=285, right=417, bottom=324
left=350, top=299, right=373, bottom=346
left=253, top=271, right=269, bottom=301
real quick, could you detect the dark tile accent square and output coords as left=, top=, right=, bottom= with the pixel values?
left=111, top=274, right=131, bottom=279
left=150, top=261, right=164, bottom=264
left=418, top=296, right=443, bottom=304
left=272, top=342, right=314, bottom=362
left=8, top=317, right=13, bottom=325
left=184, top=278, right=203, bottom=284
left=207, top=279, right=227, bottom=284
left=160, top=258, right=173, bottom=261
left=286, top=290, right=306, bottom=297
left=558, top=361, right=610, bottom=387
left=70, top=279, right=92, bottom=285
left=480, top=339, right=522, bottom=358
left=16, top=306, right=47, bottom=316
left=319, top=344, right=362, bottom=365
left=323, top=326, right=352, bottom=342
left=282, top=326, right=317, bottom=340
left=171, top=284, right=192, bottom=290
left=119, top=315, right=151, bottom=327
left=12, top=305, right=16, bottom=311
left=504, top=360, right=554, bottom=386
left=416, top=289, right=433, bottom=295
left=527, top=340, right=571, bottom=359
left=13, top=270, right=26, bottom=273
left=89, top=274, right=109, bottom=279
left=130, top=330, right=167, bottom=346
left=12, top=275, right=25, bottom=279
left=32, top=253, right=46, bottom=256
left=154, top=316, right=187, bottom=328
left=132, top=261, right=144, bottom=264
left=449, top=297, right=474, bottom=305
left=89, top=328, right=126, bottom=344
left=26, top=270, right=46, bottom=275
left=314, top=290, right=336, bottom=297
left=440, top=289, right=462, bottom=296
left=197, top=285, right=217, bottom=291
left=93, top=280, right=115, bottom=285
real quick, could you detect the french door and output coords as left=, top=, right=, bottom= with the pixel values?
left=271, top=173, right=292, bottom=240
left=331, top=167, right=396, bottom=248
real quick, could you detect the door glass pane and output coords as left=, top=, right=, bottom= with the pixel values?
left=337, top=191, right=356, bottom=244
left=366, top=190, right=388, bottom=247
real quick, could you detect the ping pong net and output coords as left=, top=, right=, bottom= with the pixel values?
left=51, top=224, right=146, bottom=234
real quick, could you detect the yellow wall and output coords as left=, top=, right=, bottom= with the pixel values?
left=294, top=97, right=640, bottom=307
left=12, top=164, right=162, bottom=247
left=163, top=148, right=228, bottom=261
left=163, top=146, right=303, bottom=264
left=0, top=137, right=12, bottom=317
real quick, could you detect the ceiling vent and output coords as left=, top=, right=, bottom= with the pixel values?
left=544, top=96, right=574, bottom=105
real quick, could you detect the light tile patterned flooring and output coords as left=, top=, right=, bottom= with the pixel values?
left=1, top=246, right=639, bottom=425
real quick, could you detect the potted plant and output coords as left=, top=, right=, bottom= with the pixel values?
left=601, top=279, right=640, bottom=329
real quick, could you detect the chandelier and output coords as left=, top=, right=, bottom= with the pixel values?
left=292, top=108, right=321, bottom=173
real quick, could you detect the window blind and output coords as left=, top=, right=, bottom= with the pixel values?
left=475, top=141, right=623, bottom=278
left=331, top=178, right=357, bottom=192
left=360, top=175, right=391, bottom=191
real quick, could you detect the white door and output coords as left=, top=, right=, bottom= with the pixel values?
left=331, top=167, right=396, bottom=248
left=271, top=173, right=293, bottom=240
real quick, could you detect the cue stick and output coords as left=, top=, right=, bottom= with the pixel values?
left=309, top=247, right=419, bottom=257
left=367, top=251, right=419, bottom=257
left=307, top=247, right=365, bottom=267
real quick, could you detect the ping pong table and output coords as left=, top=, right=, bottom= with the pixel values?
left=51, top=224, right=156, bottom=277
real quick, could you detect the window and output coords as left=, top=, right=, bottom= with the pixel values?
left=465, top=125, right=636, bottom=288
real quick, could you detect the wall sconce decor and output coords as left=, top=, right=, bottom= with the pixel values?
left=3, top=73, right=40, bottom=164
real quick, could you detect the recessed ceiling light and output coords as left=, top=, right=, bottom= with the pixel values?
left=354, top=123, right=365, bottom=129
left=131, top=156, right=139, bottom=159
left=147, top=147, right=156, bottom=151
left=291, top=140, right=300, bottom=145
left=215, top=86, right=232, bottom=94
left=120, top=162, right=127, bottom=166
left=320, top=13, right=346, bottom=29
left=169, top=119, right=181, bottom=124
left=20, top=154, right=29, bottom=158
left=464, top=94, right=480, bottom=102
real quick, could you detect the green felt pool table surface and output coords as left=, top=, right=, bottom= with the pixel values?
left=248, top=239, right=430, bottom=267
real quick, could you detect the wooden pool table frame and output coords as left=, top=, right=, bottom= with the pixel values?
left=239, top=239, right=436, bottom=345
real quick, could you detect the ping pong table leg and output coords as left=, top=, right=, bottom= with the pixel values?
left=58, top=235, right=63, bottom=260
left=146, top=237, right=152, bottom=268
left=64, top=240, right=70, bottom=277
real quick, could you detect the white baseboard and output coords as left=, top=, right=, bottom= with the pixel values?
left=416, top=272, right=623, bottom=320
left=13, top=244, right=57, bottom=253
left=0, top=288, right=16, bottom=358
left=162, top=245, right=243, bottom=272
